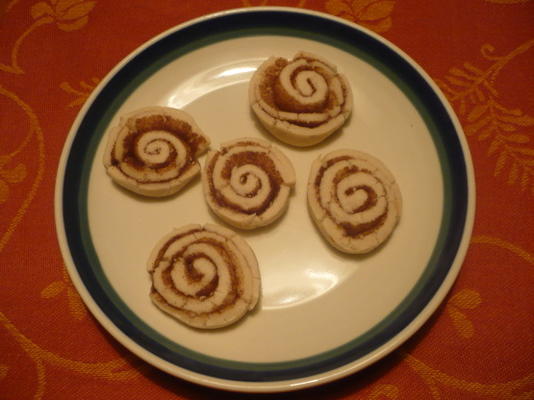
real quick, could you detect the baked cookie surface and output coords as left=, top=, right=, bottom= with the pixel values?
left=249, top=51, right=353, bottom=147
left=307, top=149, right=402, bottom=254
left=147, top=224, right=261, bottom=329
left=103, top=106, right=210, bottom=197
left=202, top=137, right=296, bottom=230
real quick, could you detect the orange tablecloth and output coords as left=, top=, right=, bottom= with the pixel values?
left=1, top=0, right=533, bottom=398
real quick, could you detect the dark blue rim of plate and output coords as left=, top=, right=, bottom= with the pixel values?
left=61, top=9, right=469, bottom=382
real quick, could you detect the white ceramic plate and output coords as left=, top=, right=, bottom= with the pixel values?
left=55, top=7, right=475, bottom=393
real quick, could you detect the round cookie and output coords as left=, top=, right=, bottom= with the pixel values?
left=202, top=137, right=296, bottom=230
left=147, top=223, right=261, bottom=329
left=249, top=51, right=353, bottom=147
left=103, top=106, right=210, bottom=197
left=307, top=149, right=402, bottom=254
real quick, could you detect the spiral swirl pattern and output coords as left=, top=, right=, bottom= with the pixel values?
left=103, top=107, right=210, bottom=197
left=147, top=224, right=261, bottom=329
left=202, top=138, right=296, bottom=229
left=308, top=150, right=402, bottom=254
left=249, top=51, right=352, bottom=147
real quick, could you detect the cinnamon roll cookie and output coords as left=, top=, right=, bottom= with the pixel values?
left=147, top=224, right=261, bottom=329
left=202, top=138, right=296, bottom=230
left=308, top=150, right=402, bottom=254
left=249, top=51, right=353, bottom=147
left=103, top=106, right=210, bottom=197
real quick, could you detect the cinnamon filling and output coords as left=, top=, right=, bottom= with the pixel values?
left=314, top=157, right=388, bottom=238
left=151, top=232, right=241, bottom=314
left=258, top=57, right=347, bottom=127
left=340, top=213, right=387, bottom=237
left=208, top=147, right=283, bottom=215
left=112, top=114, right=208, bottom=183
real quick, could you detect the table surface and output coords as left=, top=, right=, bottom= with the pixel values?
left=1, top=0, right=533, bottom=399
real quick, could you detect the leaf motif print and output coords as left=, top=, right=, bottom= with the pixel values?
left=359, top=0, right=395, bottom=21
left=30, top=2, right=54, bottom=19
left=0, top=156, right=27, bottom=204
left=450, top=289, right=482, bottom=310
left=1, top=0, right=96, bottom=73
left=40, top=281, right=66, bottom=298
left=40, top=268, right=87, bottom=320
left=446, top=289, right=482, bottom=339
left=58, top=15, right=88, bottom=31
left=57, top=0, right=95, bottom=21
left=59, top=77, right=100, bottom=107
left=436, top=40, right=534, bottom=194
left=325, top=0, right=395, bottom=33
left=368, top=384, right=399, bottom=399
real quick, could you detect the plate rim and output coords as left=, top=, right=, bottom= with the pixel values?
left=54, top=6, right=476, bottom=393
